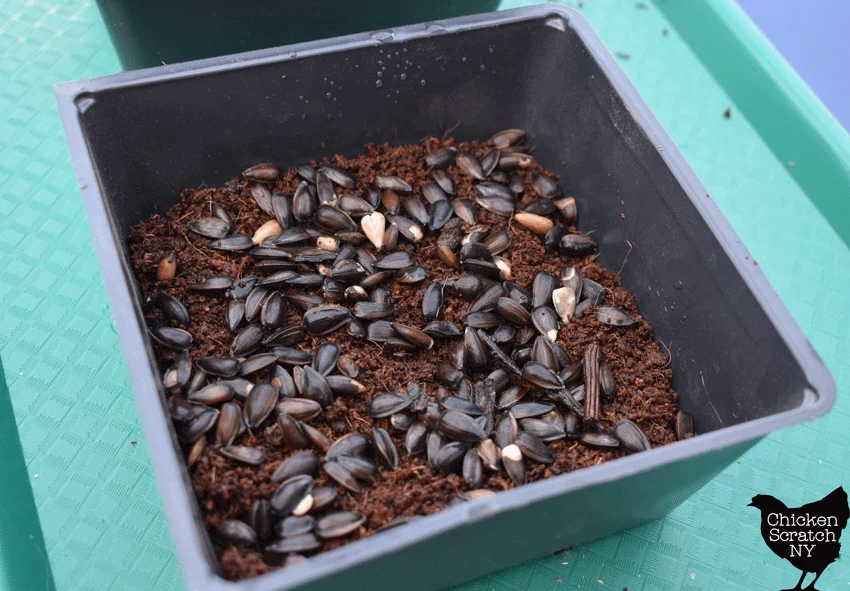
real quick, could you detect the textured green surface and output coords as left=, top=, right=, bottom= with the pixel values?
left=0, top=0, right=849, bottom=590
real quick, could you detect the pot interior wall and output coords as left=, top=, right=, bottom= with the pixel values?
left=77, top=13, right=809, bottom=434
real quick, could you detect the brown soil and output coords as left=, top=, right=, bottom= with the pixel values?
left=128, top=137, right=678, bottom=581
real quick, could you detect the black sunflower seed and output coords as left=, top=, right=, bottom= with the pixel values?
left=220, top=445, right=266, bottom=466
left=580, top=432, right=620, bottom=449
left=612, top=419, right=651, bottom=453
left=531, top=306, right=560, bottom=342
left=216, top=519, right=257, bottom=546
left=188, top=383, right=233, bottom=405
left=426, top=146, right=458, bottom=169
left=149, top=327, right=192, bottom=350
left=197, top=357, right=240, bottom=378
left=515, top=431, right=554, bottom=464
left=303, top=306, right=351, bottom=336
left=369, top=392, right=413, bottom=418
left=456, top=153, right=485, bottom=180
left=316, top=512, right=366, bottom=540
left=423, top=320, right=462, bottom=338
left=437, top=409, right=486, bottom=443
left=405, top=421, right=429, bottom=455
left=494, top=297, right=532, bottom=326
left=676, top=410, right=695, bottom=440
left=595, top=306, right=636, bottom=327
left=559, top=233, right=597, bottom=255
left=243, top=382, right=279, bottom=427
left=271, top=474, right=314, bottom=514
left=188, top=217, right=230, bottom=239
left=272, top=452, right=321, bottom=483
left=190, top=276, right=233, bottom=292
left=209, top=235, right=254, bottom=251
left=372, top=427, right=398, bottom=470
left=522, top=363, right=563, bottom=390
left=319, top=165, right=356, bottom=189
left=422, top=282, right=443, bottom=320
left=323, top=461, right=361, bottom=493
left=277, top=515, right=315, bottom=538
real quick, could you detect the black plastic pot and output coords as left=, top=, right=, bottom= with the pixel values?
left=96, top=0, right=500, bottom=70
left=55, top=5, right=835, bottom=591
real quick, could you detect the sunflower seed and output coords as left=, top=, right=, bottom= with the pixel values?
left=319, top=165, right=356, bottom=189
left=580, top=432, right=620, bottom=449
left=271, top=474, right=314, bottom=514
left=516, top=431, right=555, bottom=464
left=303, top=306, right=351, bottom=336
left=265, top=533, right=321, bottom=556
left=522, top=363, right=563, bottom=390
left=277, top=515, right=315, bottom=538
left=196, top=357, right=239, bottom=378
left=405, top=421, right=429, bottom=455
left=369, top=392, right=413, bottom=418
left=372, top=427, right=398, bottom=470
left=234, top=315, right=268, bottom=348
left=188, top=217, right=230, bottom=239
left=437, top=409, right=486, bottom=443
left=676, top=410, right=695, bottom=440
left=426, top=146, right=458, bottom=169
left=552, top=287, right=576, bottom=323
left=490, top=128, right=526, bottom=148
left=215, top=402, right=243, bottom=446
left=494, top=297, right=532, bottom=326
left=452, top=198, right=477, bottom=225
left=189, top=276, right=233, bottom=294
left=433, top=441, right=468, bottom=474
left=220, top=445, right=266, bottom=465
left=278, top=413, right=311, bottom=449
left=323, top=461, right=361, bottom=493
left=510, top=401, right=553, bottom=420
left=149, top=327, right=192, bottom=350
left=457, top=153, right=485, bottom=180
left=559, top=233, right=597, bottom=255
left=494, top=412, right=518, bottom=448
left=531, top=306, right=559, bottom=342
left=156, top=251, right=177, bottom=282
left=595, top=306, right=636, bottom=327
left=189, top=383, right=233, bottom=405
left=216, top=519, right=257, bottom=547
left=501, top=444, right=525, bottom=485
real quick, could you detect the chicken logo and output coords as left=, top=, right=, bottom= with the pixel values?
left=748, top=487, right=849, bottom=591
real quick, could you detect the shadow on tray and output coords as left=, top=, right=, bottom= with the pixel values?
left=0, top=355, right=56, bottom=591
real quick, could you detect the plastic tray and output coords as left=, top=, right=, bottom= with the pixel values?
left=54, top=3, right=835, bottom=590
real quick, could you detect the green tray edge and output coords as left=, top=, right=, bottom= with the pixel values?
left=655, top=0, right=850, bottom=247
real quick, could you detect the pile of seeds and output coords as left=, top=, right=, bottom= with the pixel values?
left=129, top=132, right=692, bottom=580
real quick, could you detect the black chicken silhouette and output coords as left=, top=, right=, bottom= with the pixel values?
left=748, top=487, right=849, bottom=591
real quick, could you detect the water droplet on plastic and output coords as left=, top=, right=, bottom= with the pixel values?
left=375, top=80, right=383, bottom=88
left=326, top=92, right=331, bottom=98
left=378, top=60, right=383, bottom=65
left=301, top=114, right=306, bottom=120
left=420, top=79, right=426, bottom=86
left=382, top=66, right=386, bottom=71
left=400, top=73, right=407, bottom=81
left=329, top=81, right=334, bottom=86
left=489, top=46, right=494, bottom=54
left=298, top=95, right=304, bottom=101
left=395, top=90, right=400, bottom=94
left=377, top=71, right=383, bottom=78
left=480, top=64, right=486, bottom=72
left=326, top=114, right=333, bottom=120
left=462, top=57, right=467, bottom=63
left=674, top=281, right=683, bottom=289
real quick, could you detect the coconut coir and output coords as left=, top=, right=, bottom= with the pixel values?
left=128, top=138, right=678, bottom=581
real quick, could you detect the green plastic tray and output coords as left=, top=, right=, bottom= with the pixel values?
left=1, top=0, right=848, bottom=589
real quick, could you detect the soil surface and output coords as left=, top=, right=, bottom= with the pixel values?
left=128, top=137, right=678, bottom=581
